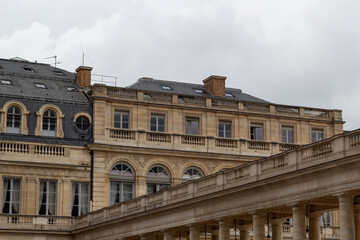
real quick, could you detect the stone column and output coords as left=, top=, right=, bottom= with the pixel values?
left=292, top=205, right=306, bottom=240
left=271, top=219, right=284, bottom=240
left=163, top=230, right=174, bottom=240
left=252, top=213, right=265, bottom=240
left=338, top=193, right=355, bottom=240
left=239, top=225, right=251, bottom=240
left=189, top=225, right=200, bottom=240
left=218, top=219, right=230, bottom=240
left=308, top=213, right=322, bottom=240
left=355, top=208, right=360, bottom=240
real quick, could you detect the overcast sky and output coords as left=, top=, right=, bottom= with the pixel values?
left=0, top=0, right=359, bottom=130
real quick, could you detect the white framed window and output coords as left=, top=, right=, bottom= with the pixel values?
left=2, top=178, right=21, bottom=214
left=150, top=114, right=165, bottom=132
left=182, top=167, right=204, bottom=182
left=42, top=110, right=57, bottom=137
left=114, top=111, right=129, bottom=129
left=146, top=165, right=171, bottom=194
left=109, top=163, right=135, bottom=206
left=39, top=180, right=57, bottom=216
left=250, top=122, right=264, bottom=140
left=219, top=121, right=232, bottom=138
left=321, top=211, right=333, bottom=227
left=311, top=128, right=324, bottom=143
left=185, top=117, right=199, bottom=135
left=6, top=106, right=21, bottom=134
left=71, top=182, right=89, bottom=216
left=282, top=126, right=294, bottom=143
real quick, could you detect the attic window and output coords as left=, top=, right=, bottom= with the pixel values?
left=0, top=79, right=12, bottom=85
left=66, top=86, right=78, bottom=92
left=35, top=83, right=47, bottom=89
left=194, top=89, right=204, bottom=93
left=23, top=67, right=35, bottom=72
left=0, top=65, right=3, bottom=69
left=54, top=70, right=65, bottom=76
left=225, top=93, right=234, bottom=97
left=161, top=85, right=172, bottom=90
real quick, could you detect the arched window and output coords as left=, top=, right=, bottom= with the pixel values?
left=6, top=106, right=21, bottom=133
left=182, top=167, right=204, bottom=182
left=146, top=165, right=171, bottom=194
left=42, top=110, right=57, bottom=137
left=109, top=163, right=135, bottom=206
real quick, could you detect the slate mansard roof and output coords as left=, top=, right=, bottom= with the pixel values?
left=0, top=58, right=88, bottom=103
left=127, top=77, right=269, bottom=104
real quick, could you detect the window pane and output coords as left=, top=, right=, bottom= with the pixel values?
left=150, top=117, right=156, bottom=125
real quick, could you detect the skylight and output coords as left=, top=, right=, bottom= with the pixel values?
left=194, top=89, right=204, bottom=93
left=23, top=67, right=35, bottom=72
left=54, top=70, right=65, bottom=76
left=225, top=93, right=234, bottom=97
left=35, top=83, right=47, bottom=89
left=66, top=86, right=77, bottom=92
left=0, top=79, right=12, bottom=85
left=161, top=85, right=172, bottom=90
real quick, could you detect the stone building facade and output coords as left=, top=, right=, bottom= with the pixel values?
left=0, top=57, right=345, bottom=238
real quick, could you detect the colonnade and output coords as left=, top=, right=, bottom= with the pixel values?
left=135, top=193, right=359, bottom=240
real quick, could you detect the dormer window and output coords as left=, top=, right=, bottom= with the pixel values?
left=161, top=85, right=172, bottom=90
left=194, top=89, right=204, bottom=93
left=35, top=83, right=47, bottom=89
left=23, top=67, right=35, bottom=72
left=1, top=79, right=12, bottom=85
left=66, top=86, right=77, bottom=92
left=225, top=93, right=234, bottom=97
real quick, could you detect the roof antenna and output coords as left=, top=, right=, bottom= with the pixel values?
left=82, top=53, right=85, bottom=66
left=44, top=55, right=61, bottom=68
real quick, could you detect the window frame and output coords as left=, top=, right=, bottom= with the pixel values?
left=185, top=117, right=200, bottom=135
left=311, top=128, right=324, bottom=143
left=6, top=106, right=21, bottom=134
left=281, top=125, right=295, bottom=143
left=35, top=104, right=64, bottom=138
left=38, top=180, right=57, bottom=216
left=150, top=114, right=165, bottom=132
left=250, top=122, right=264, bottom=141
left=114, top=110, right=130, bottom=129
left=218, top=120, right=232, bottom=138
left=109, top=162, right=136, bottom=206
left=2, top=177, right=21, bottom=215
left=146, top=165, right=171, bottom=195
left=71, top=182, right=90, bottom=216
left=182, top=167, right=204, bottom=182
left=42, top=110, right=57, bottom=137
left=0, top=100, right=29, bottom=135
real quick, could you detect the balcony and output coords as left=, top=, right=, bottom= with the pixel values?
left=0, top=214, right=74, bottom=231
left=105, top=128, right=301, bottom=156
left=0, top=141, right=69, bottom=157
left=93, top=85, right=342, bottom=122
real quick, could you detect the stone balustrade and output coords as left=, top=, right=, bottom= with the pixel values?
left=0, top=141, right=69, bottom=157
left=97, top=85, right=342, bottom=121
left=106, top=127, right=301, bottom=156
left=0, top=214, right=74, bottom=231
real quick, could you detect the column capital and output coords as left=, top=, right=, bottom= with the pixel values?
left=334, top=191, right=356, bottom=199
left=239, top=224, right=252, bottom=230
left=309, top=211, right=324, bottom=219
left=270, top=218, right=285, bottom=225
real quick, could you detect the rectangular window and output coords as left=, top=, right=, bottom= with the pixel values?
left=71, top=182, right=89, bottom=216
left=219, top=121, right=232, bottom=138
left=250, top=123, right=264, bottom=140
left=150, top=114, right=165, bottom=132
left=2, top=178, right=21, bottom=214
left=114, top=111, right=129, bottom=129
left=311, top=128, right=324, bottom=143
left=39, top=180, right=57, bottom=216
left=109, top=182, right=134, bottom=206
left=0, top=79, right=12, bottom=85
left=185, top=117, right=199, bottom=135
left=282, top=126, right=294, bottom=143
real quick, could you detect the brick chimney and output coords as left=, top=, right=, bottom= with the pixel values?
left=76, top=66, right=93, bottom=89
left=203, top=75, right=226, bottom=97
